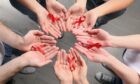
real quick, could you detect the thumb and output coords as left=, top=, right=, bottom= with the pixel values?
left=86, top=29, right=100, bottom=35
left=43, top=60, right=52, bottom=65
left=33, top=30, right=44, bottom=36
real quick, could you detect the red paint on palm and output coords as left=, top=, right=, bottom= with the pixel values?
left=67, top=56, right=76, bottom=71
left=73, top=16, right=86, bottom=26
left=47, top=13, right=60, bottom=23
left=86, top=43, right=101, bottom=49
left=86, top=40, right=102, bottom=49
left=31, top=44, right=46, bottom=55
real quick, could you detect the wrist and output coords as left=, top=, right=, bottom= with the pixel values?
left=60, top=80, right=73, bottom=84
left=36, top=7, right=48, bottom=16
left=103, top=54, right=116, bottom=65
left=76, top=0, right=87, bottom=8
left=90, top=9, right=100, bottom=19
left=109, top=36, right=120, bottom=48
left=14, top=56, right=29, bottom=68
left=76, top=0, right=87, bottom=3
left=80, top=78, right=89, bottom=84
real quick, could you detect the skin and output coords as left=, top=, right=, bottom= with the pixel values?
left=83, top=0, right=134, bottom=27
left=75, top=29, right=140, bottom=84
left=54, top=50, right=73, bottom=84
left=67, top=0, right=87, bottom=17
left=0, top=22, right=56, bottom=51
left=67, top=0, right=134, bottom=28
left=0, top=45, right=59, bottom=84
left=54, top=49, right=89, bottom=84
left=46, top=0, right=67, bottom=32
left=69, top=48, right=89, bottom=84
left=16, top=0, right=61, bottom=38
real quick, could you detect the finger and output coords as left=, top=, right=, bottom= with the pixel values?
left=73, top=49, right=85, bottom=66
left=39, top=21, right=48, bottom=33
left=86, top=29, right=100, bottom=35
left=48, top=27, right=58, bottom=38
left=31, top=30, right=44, bottom=36
left=60, top=50, right=63, bottom=64
left=68, top=18, right=73, bottom=32
left=66, top=10, right=71, bottom=19
left=77, top=38, right=88, bottom=44
left=51, top=25, right=62, bottom=38
left=63, top=50, right=67, bottom=65
left=57, top=51, right=61, bottom=61
left=60, top=19, right=66, bottom=32
left=46, top=49, right=59, bottom=59
left=66, top=17, right=71, bottom=32
left=62, top=7, right=67, bottom=17
left=71, top=48, right=77, bottom=61
left=40, top=35, right=55, bottom=40
left=61, top=49, right=65, bottom=64
left=58, top=19, right=64, bottom=32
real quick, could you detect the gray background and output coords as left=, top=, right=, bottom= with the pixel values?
left=0, top=0, right=140, bottom=84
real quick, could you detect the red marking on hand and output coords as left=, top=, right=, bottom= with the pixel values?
left=73, top=16, right=86, bottom=26
left=81, top=40, right=102, bottom=49
left=31, top=44, right=46, bottom=55
left=47, top=13, right=60, bottom=23
left=67, top=56, right=76, bottom=71
left=86, top=43, right=101, bottom=49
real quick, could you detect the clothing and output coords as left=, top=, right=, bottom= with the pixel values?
left=10, top=0, right=46, bottom=23
left=86, top=0, right=126, bottom=28
left=0, top=40, right=5, bottom=65
left=123, top=49, right=140, bottom=75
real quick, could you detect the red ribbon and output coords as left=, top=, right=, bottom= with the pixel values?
left=85, top=43, right=102, bottom=49
left=81, top=40, right=102, bottom=49
left=67, top=56, right=76, bottom=71
left=31, top=44, right=46, bottom=55
left=73, top=16, right=86, bottom=26
left=47, top=13, right=60, bottom=23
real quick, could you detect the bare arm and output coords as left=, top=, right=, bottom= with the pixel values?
left=110, top=35, right=140, bottom=50
left=0, top=56, right=27, bottom=84
left=0, top=22, right=25, bottom=50
left=90, top=0, right=134, bottom=18
left=76, top=0, right=87, bottom=4
left=104, top=55, right=140, bottom=84
left=16, top=0, right=47, bottom=15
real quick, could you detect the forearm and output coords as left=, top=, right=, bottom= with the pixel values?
left=90, top=0, right=133, bottom=18
left=17, top=0, right=46, bottom=15
left=104, top=55, right=140, bottom=84
left=76, top=0, right=87, bottom=6
left=0, top=56, right=27, bottom=84
left=110, top=35, right=140, bottom=50
left=0, top=22, right=25, bottom=50
left=76, top=0, right=87, bottom=3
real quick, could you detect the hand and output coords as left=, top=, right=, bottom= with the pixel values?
left=21, top=45, right=58, bottom=67
left=85, top=29, right=112, bottom=47
left=66, top=1, right=86, bottom=31
left=20, top=51, right=51, bottom=68
left=67, top=1, right=86, bottom=17
left=83, top=10, right=98, bottom=28
left=46, top=0, right=67, bottom=18
left=54, top=50, right=73, bottom=84
left=69, top=48, right=87, bottom=84
left=22, top=30, right=56, bottom=51
left=75, top=43, right=111, bottom=63
left=37, top=9, right=61, bottom=38
left=72, top=27, right=89, bottom=36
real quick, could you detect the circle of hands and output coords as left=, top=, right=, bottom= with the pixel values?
left=21, top=0, right=112, bottom=83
